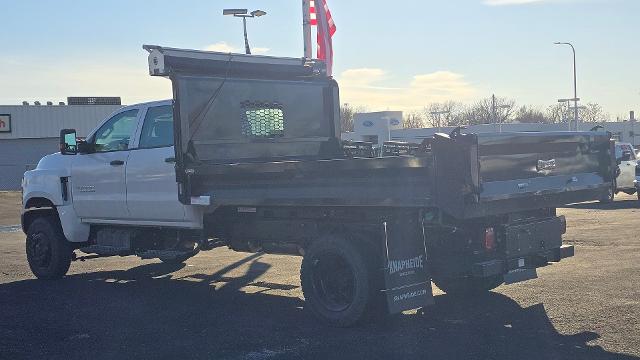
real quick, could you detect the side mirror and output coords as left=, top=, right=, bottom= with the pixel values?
left=60, top=129, right=77, bottom=155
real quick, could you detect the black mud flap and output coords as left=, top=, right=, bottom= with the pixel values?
left=382, top=210, right=434, bottom=314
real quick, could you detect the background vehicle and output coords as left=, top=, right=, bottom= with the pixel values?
left=21, top=46, right=616, bottom=327
left=607, top=142, right=639, bottom=202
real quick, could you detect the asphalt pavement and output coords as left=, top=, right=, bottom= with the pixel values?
left=1, top=195, right=638, bottom=359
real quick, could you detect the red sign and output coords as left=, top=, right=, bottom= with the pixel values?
left=0, top=114, right=10, bottom=133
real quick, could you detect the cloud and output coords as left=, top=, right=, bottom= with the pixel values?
left=0, top=56, right=171, bottom=105
left=203, top=42, right=270, bottom=55
left=252, top=47, right=270, bottom=55
left=204, top=42, right=237, bottom=52
left=337, top=68, right=476, bottom=112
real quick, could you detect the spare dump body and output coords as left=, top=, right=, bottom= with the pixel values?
left=145, top=45, right=615, bottom=219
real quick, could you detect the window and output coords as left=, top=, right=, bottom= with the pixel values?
left=241, top=101, right=285, bottom=139
left=139, top=105, right=174, bottom=148
left=92, top=109, right=139, bottom=152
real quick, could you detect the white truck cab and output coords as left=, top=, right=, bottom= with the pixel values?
left=22, top=100, right=205, bottom=279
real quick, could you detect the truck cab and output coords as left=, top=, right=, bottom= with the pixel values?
left=23, top=100, right=201, bottom=233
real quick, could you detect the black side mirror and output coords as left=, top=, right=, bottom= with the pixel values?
left=60, top=129, right=77, bottom=155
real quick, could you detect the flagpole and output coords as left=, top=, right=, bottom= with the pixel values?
left=302, top=0, right=312, bottom=59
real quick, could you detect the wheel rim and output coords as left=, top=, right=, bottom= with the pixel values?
left=311, top=252, right=356, bottom=312
left=28, top=232, right=52, bottom=269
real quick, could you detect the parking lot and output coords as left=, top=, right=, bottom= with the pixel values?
left=1, top=191, right=639, bottom=360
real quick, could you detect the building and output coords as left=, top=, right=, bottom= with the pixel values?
left=0, top=98, right=122, bottom=190
left=343, top=111, right=639, bottom=148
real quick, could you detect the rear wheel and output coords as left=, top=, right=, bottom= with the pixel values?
left=600, top=184, right=615, bottom=203
left=300, top=236, right=377, bottom=327
left=26, top=216, right=72, bottom=280
left=433, top=275, right=504, bottom=296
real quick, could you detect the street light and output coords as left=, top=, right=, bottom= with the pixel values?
left=554, top=42, right=579, bottom=130
left=223, top=8, right=267, bottom=55
left=558, top=98, right=581, bottom=130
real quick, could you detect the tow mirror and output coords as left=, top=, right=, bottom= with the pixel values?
left=60, top=129, right=78, bottom=155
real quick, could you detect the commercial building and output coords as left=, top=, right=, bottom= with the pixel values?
left=343, top=111, right=639, bottom=147
left=0, top=98, right=122, bottom=190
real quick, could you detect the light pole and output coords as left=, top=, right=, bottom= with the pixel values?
left=554, top=42, right=579, bottom=130
left=558, top=98, right=580, bottom=130
left=223, top=9, right=267, bottom=55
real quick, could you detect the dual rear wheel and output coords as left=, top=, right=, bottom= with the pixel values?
left=300, top=236, right=383, bottom=327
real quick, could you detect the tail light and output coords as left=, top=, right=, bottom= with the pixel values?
left=484, top=227, right=496, bottom=251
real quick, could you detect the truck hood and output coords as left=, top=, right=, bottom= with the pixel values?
left=35, top=152, right=74, bottom=171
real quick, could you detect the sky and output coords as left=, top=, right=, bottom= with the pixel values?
left=0, top=0, right=638, bottom=119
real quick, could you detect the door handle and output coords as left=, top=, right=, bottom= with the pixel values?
left=110, top=160, right=125, bottom=166
left=165, top=157, right=176, bottom=163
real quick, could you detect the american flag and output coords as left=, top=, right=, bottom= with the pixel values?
left=309, top=0, right=336, bottom=75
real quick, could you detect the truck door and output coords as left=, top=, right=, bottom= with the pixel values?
left=125, top=104, right=186, bottom=222
left=71, top=108, right=140, bottom=220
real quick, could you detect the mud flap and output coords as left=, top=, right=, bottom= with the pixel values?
left=382, top=210, right=434, bottom=314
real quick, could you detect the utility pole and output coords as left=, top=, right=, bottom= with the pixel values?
left=302, top=0, right=313, bottom=58
left=492, top=94, right=496, bottom=124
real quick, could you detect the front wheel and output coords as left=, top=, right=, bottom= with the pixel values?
left=433, top=275, right=504, bottom=296
left=300, top=236, right=377, bottom=327
left=26, top=216, right=72, bottom=280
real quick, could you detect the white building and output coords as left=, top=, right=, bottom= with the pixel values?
left=0, top=100, right=122, bottom=189
left=343, top=111, right=639, bottom=147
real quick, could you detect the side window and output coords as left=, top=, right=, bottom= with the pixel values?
left=92, top=109, right=139, bottom=152
left=139, top=105, right=174, bottom=148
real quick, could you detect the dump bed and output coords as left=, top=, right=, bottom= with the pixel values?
left=146, top=45, right=614, bottom=218
left=432, top=131, right=614, bottom=218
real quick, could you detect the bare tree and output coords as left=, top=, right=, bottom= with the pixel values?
left=513, top=105, right=550, bottom=124
left=424, top=101, right=464, bottom=127
left=404, top=111, right=426, bottom=129
left=546, top=102, right=609, bottom=124
left=546, top=103, right=569, bottom=124
left=462, top=96, right=516, bottom=125
left=580, top=103, right=609, bottom=123
left=340, top=103, right=367, bottom=132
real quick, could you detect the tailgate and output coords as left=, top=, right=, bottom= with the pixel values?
left=432, top=131, right=614, bottom=219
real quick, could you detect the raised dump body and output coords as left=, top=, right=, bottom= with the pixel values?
left=145, top=45, right=613, bottom=217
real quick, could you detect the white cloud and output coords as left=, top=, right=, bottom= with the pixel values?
left=252, top=47, right=270, bottom=55
left=203, top=43, right=269, bottom=55
left=0, top=56, right=171, bottom=105
left=204, top=42, right=237, bottom=53
left=337, top=68, right=476, bottom=112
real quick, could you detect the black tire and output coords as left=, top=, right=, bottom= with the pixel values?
left=300, top=236, right=377, bottom=327
left=433, top=275, right=504, bottom=296
left=599, top=185, right=615, bottom=203
left=160, top=253, right=194, bottom=265
left=26, top=216, right=72, bottom=280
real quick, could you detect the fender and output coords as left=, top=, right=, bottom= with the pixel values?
left=22, top=154, right=90, bottom=243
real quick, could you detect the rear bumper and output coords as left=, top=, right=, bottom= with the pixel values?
left=472, top=215, right=574, bottom=285
left=472, top=244, right=575, bottom=278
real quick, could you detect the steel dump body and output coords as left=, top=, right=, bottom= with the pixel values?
left=144, top=45, right=613, bottom=218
